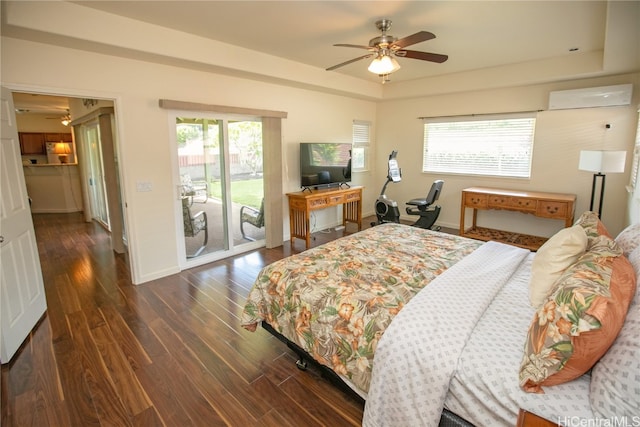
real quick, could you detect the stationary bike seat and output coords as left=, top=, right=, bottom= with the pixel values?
left=406, top=198, right=429, bottom=207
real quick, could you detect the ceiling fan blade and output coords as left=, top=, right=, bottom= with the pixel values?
left=326, top=54, right=374, bottom=71
left=396, top=49, right=448, bottom=63
left=334, top=43, right=377, bottom=51
left=392, top=31, right=435, bottom=49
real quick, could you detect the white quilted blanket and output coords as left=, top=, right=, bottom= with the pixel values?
left=363, top=241, right=530, bottom=427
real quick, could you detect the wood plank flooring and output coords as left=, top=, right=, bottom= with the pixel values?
left=1, top=212, right=369, bottom=426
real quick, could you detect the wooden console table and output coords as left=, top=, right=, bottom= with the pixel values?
left=460, top=187, right=576, bottom=251
left=287, top=186, right=363, bottom=249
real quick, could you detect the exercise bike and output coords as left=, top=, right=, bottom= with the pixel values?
left=405, top=180, right=444, bottom=231
left=372, top=150, right=402, bottom=226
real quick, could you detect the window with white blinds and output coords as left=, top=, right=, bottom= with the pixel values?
left=352, top=120, right=371, bottom=172
left=422, top=113, right=537, bottom=178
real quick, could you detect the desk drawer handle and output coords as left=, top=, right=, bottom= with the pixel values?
left=546, top=206, right=559, bottom=214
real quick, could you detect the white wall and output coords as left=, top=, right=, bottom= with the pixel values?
left=16, top=113, right=71, bottom=133
left=2, top=0, right=637, bottom=284
left=1, top=37, right=377, bottom=284
left=376, top=73, right=640, bottom=237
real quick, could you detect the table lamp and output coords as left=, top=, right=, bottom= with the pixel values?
left=53, top=142, right=71, bottom=164
left=578, top=150, right=626, bottom=219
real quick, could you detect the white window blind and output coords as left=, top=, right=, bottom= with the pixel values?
left=422, top=113, right=536, bottom=178
left=352, top=120, right=371, bottom=171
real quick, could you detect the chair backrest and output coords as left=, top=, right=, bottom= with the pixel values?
left=182, top=198, right=196, bottom=236
left=181, top=174, right=194, bottom=192
left=425, top=180, right=444, bottom=205
left=256, top=199, right=265, bottom=226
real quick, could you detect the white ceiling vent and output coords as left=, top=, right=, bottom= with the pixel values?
left=549, top=84, right=633, bottom=110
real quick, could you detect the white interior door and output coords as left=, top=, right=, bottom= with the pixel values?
left=0, top=86, right=47, bottom=363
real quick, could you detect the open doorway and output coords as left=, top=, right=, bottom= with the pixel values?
left=12, top=91, right=129, bottom=266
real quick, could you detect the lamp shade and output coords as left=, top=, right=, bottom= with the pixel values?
left=368, top=55, right=401, bottom=75
left=52, top=142, right=71, bottom=155
left=578, top=150, right=626, bottom=173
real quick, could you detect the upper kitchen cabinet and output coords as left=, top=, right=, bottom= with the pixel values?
left=19, top=132, right=46, bottom=154
left=44, top=133, right=73, bottom=143
left=19, top=132, right=72, bottom=154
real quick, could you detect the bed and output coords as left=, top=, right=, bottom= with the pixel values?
left=241, top=213, right=639, bottom=426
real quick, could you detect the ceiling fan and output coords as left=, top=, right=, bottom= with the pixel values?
left=326, top=19, right=448, bottom=83
left=46, top=109, right=72, bottom=126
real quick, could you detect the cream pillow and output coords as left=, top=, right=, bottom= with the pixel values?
left=529, top=224, right=588, bottom=308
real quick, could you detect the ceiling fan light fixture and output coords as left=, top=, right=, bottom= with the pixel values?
left=61, top=115, right=71, bottom=126
left=368, top=54, right=400, bottom=75
left=327, top=19, right=446, bottom=83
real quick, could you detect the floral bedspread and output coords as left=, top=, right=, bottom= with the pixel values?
left=241, top=223, right=481, bottom=393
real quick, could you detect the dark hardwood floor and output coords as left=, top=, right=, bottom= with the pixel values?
left=1, top=212, right=371, bottom=426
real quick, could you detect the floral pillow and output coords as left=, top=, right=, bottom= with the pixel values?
left=519, top=234, right=637, bottom=393
left=574, top=211, right=611, bottom=244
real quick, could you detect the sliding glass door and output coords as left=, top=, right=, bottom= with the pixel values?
left=173, top=113, right=264, bottom=264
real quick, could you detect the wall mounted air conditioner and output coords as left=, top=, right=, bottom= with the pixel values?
left=548, top=84, right=633, bottom=110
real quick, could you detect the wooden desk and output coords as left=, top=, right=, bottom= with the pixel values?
left=460, top=187, right=576, bottom=251
left=287, top=186, right=363, bottom=249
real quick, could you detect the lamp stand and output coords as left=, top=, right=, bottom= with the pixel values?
left=589, top=173, right=606, bottom=219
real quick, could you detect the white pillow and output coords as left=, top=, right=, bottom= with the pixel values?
left=528, top=225, right=588, bottom=308
left=615, top=223, right=640, bottom=257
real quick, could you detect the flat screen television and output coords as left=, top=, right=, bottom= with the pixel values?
left=299, top=142, right=352, bottom=190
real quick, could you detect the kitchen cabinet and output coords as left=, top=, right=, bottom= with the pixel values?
left=44, top=133, right=73, bottom=142
left=19, top=132, right=72, bottom=155
left=22, top=164, right=82, bottom=213
left=19, top=133, right=46, bottom=154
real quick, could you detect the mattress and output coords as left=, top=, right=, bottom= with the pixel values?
left=242, top=223, right=597, bottom=426
left=444, top=252, right=594, bottom=425
left=363, top=240, right=532, bottom=426
left=242, top=223, right=481, bottom=394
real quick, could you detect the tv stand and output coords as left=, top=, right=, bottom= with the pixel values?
left=287, top=186, right=363, bottom=249
left=339, top=182, right=351, bottom=188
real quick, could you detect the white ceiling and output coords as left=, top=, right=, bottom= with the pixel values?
left=12, top=93, right=71, bottom=115
left=70, top=0, right=608, bottom=84
left=7, top=0, right=636, bottom=111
